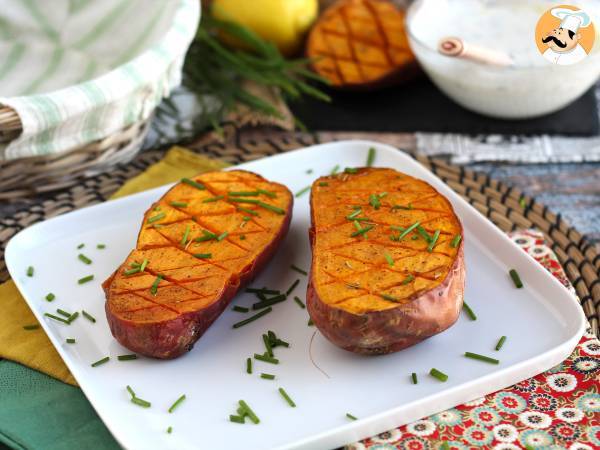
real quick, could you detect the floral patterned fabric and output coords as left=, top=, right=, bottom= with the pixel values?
left=347, top=230, right=600, bottom=450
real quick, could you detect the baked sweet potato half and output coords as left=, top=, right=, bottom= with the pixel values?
left=103, top=170, right=293, bottom=359
left=307, top=168, right=464, bottom=355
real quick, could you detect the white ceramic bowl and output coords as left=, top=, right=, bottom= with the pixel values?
left=406, top=0, right=600, bottom=119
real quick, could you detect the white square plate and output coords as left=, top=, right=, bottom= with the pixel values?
left=6, top=141, right=585, bottom=450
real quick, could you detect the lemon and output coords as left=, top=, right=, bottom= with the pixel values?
left=212, top=0, right=319, bottom=56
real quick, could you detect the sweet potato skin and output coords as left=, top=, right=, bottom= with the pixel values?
left=306, top=168, right=465, bottom=355
left=103, top=170, right=293, bottom=359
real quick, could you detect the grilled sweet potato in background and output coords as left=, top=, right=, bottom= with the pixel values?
left=306, top=0, right=419, bottom=89
left=103, top=170, right=293, bottom=359
left=307, top=168, right=464, bottom=355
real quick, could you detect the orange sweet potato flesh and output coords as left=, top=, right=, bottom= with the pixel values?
left=103, top=170, right=293, bottom=359
left=307, top=168, right=465, bottom=354
left=306, top=0, right=418, bottom=89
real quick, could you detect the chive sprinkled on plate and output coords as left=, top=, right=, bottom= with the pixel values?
left=306, top=169, right=313, bottom=174
left=131, top=397, right=151, bottom=408
left=294, top=296, right=306, bottom=309
left=147, top=212, right=166, bottom=224
left=233, top=307, right=272, bottom=329
left=279, top=387, right=296, bottom=407
left=509, top=269, right=523, bottom=288
left=384, top=252, right=394, bottom=267
left=344, top=167, right=358, bottom=174
left=26, top=266, right=34, bottom=277
left=169, top=201, right=188, bottom=208
left=66, top=338, right=76, bottom=344
left=77, top=243, right=85, bottom=249
left=450, top=234, right=462, bottom=248
left=91, top=356, right=110, bottom=367
left=168, top=394, right=186, bottom=413
left=68, top=312, right=79, bottom=323
left=308, top=318, right=314, bottom=326
left=429, top=368, right=448, bottom=382
left=462, top=301, right=477, bottom=320
left=181, top=178, right=205, bottom=190
left=126, top=385, right=136, bottom=398
left=44, top=313, right=70, bottom=324
left=402, top=274, right=415, bottom=285
left=495, top=336, right=507, bottom=351
left=366, top=147, right=376, bottom=166
left=97, top=243, right=106, bottom=249
left=397, top=221, right=420, bottom=240
left=118, top=354, right=137, bottom=361
left=181, top=225, right=191, bottom=246
left=233, top=305, right=249, bottom=313
left=411, top=373, right=418, bottom=384
left=319, top=182, right=329, bottom=187
left=427, top=230, right=440, bottom=252
left=254, top=353, right=279, bottom=364
left=229, top=415, right=244, bottom=424
left=346, top=413, right=358, bottom=421
left=290, top=264, right=307, bottom=276
left=465, top=352, right=500, bottom=364
left=330, top=164, right=340, bottom=175
left=260, top=373, right=275, bottom=380
left=82, top=310, right=96, bottom=323
left=252, top=294, right=286, bottom=310
left=286, top=279, right=300, bottom=296
left=167, top=426, right=172, bottom=434
left=238, top=400, right=260, bottom=424
left=78, top=274, right=94, bottom=284
left=246, top=357, right=252, bottom=374
left=295, top=186, right=311, bottom=197
left=150, top=274, right=163, bottom=295
left=263, top=334, right=274, bottom=357
left=57, top=308, right=72, bottom=318
left=23, top=324, right=39, bottom=330
left=45, top=293, right=55, bottom=302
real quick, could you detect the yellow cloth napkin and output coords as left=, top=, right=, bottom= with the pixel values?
left=0, top=147, right=230, bottom=386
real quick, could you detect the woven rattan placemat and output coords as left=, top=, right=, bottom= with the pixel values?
left=1, top=125, right=598, bottom=335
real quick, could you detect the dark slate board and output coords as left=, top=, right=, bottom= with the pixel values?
left=289, top=77, right=599, bottom=136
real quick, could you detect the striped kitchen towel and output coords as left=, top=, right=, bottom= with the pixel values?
left=0, top=0, right=199, bottom=160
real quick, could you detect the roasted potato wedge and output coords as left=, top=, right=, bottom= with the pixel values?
left=103, top=170, right=293, bottom=359
left=307, top=167, right=464, bottom=354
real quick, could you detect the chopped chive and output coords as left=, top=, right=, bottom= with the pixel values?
left=252, top=294, right=286, bottom=310
left=263, top=334, right=274, bottom=357
left=306, top=169, right=313, bottom=174
left=351, top=225, right=373, bottom=238
left=411, top=373, right=418, bottom=384
left=181, top=225, right=191, bottom=246
left=68, top=312, right=79, bottom=323
left=169, top=201, right=188, bottom=208
left=257, top=189, right=277, bottom=198
left=150, top=275, right=164, bottom=295
left=229, top=415, right=244, bottom=424
left=82, top=310, right=96, bottom=323
left=308, top=318, right=314, bottom=326
left=78, top=253, right=92, bottom=265
left=519, top=197, right=527, bottom=209
left=465, top=352, right=500, bottom=364
left=77, top=243, right=85, bottom=249
left=240, top=235, right=246, bottom=240
left=381, top=294, right=400, bottom=302
left=78, top=275, right=94, bottom=284
left=193, top=254, right=213, bottom=261
left=217, top=231, right=229, bottom=241
left=294, top=296, right=306, bottom=309
left=290, top=264, right=308, bottom=276
left=233, top=307, right=272, bottom=328
left=346, top=413, right=358, bottom=421
left=26, top=266, right=34, bottom=277
left=237, top=206, right=259, bottom=216
left=462, top=301, right=477, bottom=321
left=23, top=324, right=39, bottom=330
left=402, top=274, right=415, bottom=285
left=369, top=194, right=381, bottom=209
left=295, top=186, right=311, bottom=197
left=233, top=305, right=249, bottom=313
left=57, top=308, right=72, bottom=318
left=66, top=338, right=76, bottom=344
left=131, top=397, right=151, bottom=408
left=126, top=385, right=136, bottom=398
left=181, top=178, right=205, bottom=190
left=260, top=373, right=275, bottom=380
left=254, top=353, right=279, bottom=364
left=123, top=267, right=140, bottom=276
left=228, top=198, right=259, bottom=204
left=427, top=230, right=441, bottom=252
left=384, top=252, right=394, bottom=266
left=416, top=225, right=432, bottom=242
left=286, top=279, right=300, bottom=296
left=246, top=357, right=252, bottom=374
left=509, top=269, right=523, bottom=288
left=117, top=354, right=137, bottom=361
left=228, top=191, right=259, bottom=197
left=330, top=164, right=340, bottom=175
left=194, top=230, right=217, bottom=242
left=91, top=356, right=110, bottom=367
left=202, top=195, right=224, bottom=203
left=411, top=235, right=419, bottom=240
left=319, top=182, right=329, bottom=187
left=242, top=216, right=251, bottom=221
left=495, top=336, right=507, bottom=351
left=167, top=426, right=172, bottom=434
left=278, top=387, right=296, bottom=407
left=347, top=209, right=362, bottom=220
left=366, top=147, right=376, bottom=166
left=257, top=201, right=285, bottom=215
left=139, top=258, right=149, bottom=272
left=44, top=313, right=70, bottom=324
left=450, top=234, right=462, bottom=248
left=246, top=287, right=280, bottom=295
left=429, top=368, right=448, bottom=382
left=147, top=212, right=166, bottom=224
left=45, top=293, right=55, bottom=302
left=392, top=204, right=413, bottom=210
left=168, top=394, right=186, bottom=413
left=238, top=400, right=260, bottom=424
left=397, top=221, right=420, bottom=240
left=344, top=167, right=358, bottom=174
